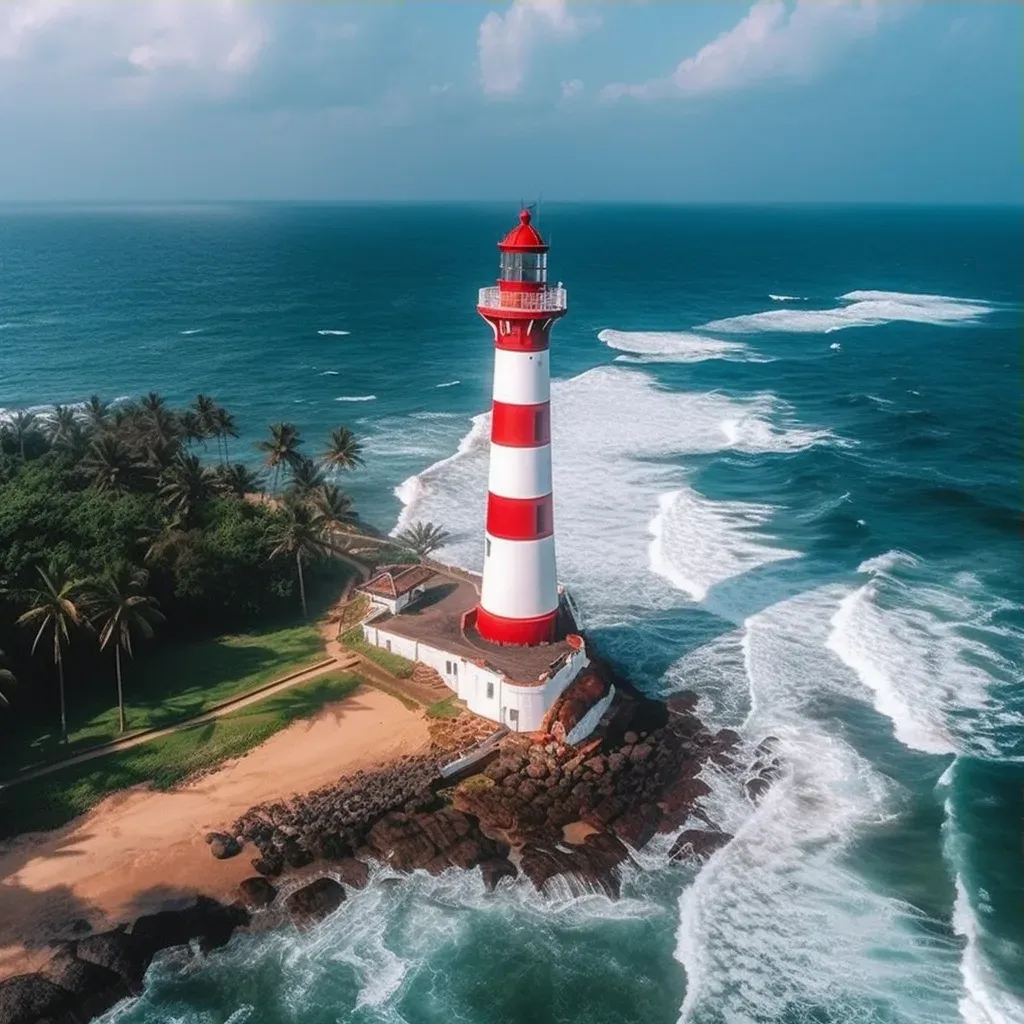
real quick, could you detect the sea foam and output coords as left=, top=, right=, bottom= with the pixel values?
left=826, top=553, right=1024, bottom=760
left=318, top=329, right=350, bottom=336
left=666, top=588, right=965, bottom=1023
left=393, top=366, right=836, bottom=623
left=699, top=290, right=993, bottom=335
left=598, top=329, right=770, bottom=364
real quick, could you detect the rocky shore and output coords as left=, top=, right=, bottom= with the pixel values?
left=0, top=662, right=782, bottom=1024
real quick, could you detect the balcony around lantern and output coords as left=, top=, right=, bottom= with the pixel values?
left=477, top=286, right=567, bottom=314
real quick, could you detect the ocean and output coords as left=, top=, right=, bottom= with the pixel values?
left=0, top=203, right=1021, bottom=1024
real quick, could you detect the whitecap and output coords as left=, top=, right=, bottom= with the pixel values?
left=335, top=395, right=376, bottom=402
left=826, top=554, right=1024, bottom=759
left=768, top=294, right=808, bottom=302
left=598, top=329, right=770, bottom=364
left=668, top=588, right=965, bottom=1023
left=318, top=329, right=351, bottom=336
left=179, top=328, right=204, bottom=336
left=392, top=366, right=837, bottom=623
left=830, top=342, right=841, bottom=351
left=319, top=371, right=340, bottom=376
left=647, top=487, right=801, bottom=604
left=435, top=380, right=461, bottom=388
left=700, top=290, right=992, bottom=335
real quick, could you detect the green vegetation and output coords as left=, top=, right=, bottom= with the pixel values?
left=0, top=671, right=361, bottom=838
left=426, top=695, right=461, bottom=719
left=0, top=619, right=327, bottom=776
left=341, top=626, right=416, bottom=679
left=393, top=521, right=450, bottom=559
left=0, top=391, right=365, bottom=774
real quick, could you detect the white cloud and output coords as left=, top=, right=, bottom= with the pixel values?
left=560, top=77, right=583, bottom=99
left=602, top=0, right=886, bottom=101
left=478, top=0, right=593, bottom=96
left=0, top=0, right=269, bottom=105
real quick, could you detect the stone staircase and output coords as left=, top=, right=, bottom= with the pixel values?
left=411, top=663, right=454, bottom=701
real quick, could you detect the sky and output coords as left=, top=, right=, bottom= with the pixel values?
left=0, top=1, right=1020, bottom=203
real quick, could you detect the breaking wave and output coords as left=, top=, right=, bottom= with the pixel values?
left=318, top=329, right=351, bottom=336
left=334, top=395, right=376, bottom=403
left=598, top=329, right=770, bottom=364
left=768, top=294, right=808, bottom=302
left=827, top=553, right=1024, bottom=760
left=699, top=291, right=993, bottom=335
left=666, top=588, right=965, bottom=1023
left=393, top=366, right=836, bottom=623
left=435, top=380, right=461, bottom=388
left=647, top=487, right=801, bottom=604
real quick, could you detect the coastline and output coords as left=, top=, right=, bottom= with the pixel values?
left=0, top=685, right=430, bottom=982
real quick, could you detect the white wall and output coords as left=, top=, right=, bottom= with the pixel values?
left=360, top=621, right=591, bottom=735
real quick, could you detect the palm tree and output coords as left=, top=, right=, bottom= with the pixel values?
left=179, top=410, right=205, bottom=447
left=268, top=500, right=330, bottom=618
left=141, top=391, right=167, bottom=414
left=0, top=648, right=15, bottom=708
left=54, top=423, right=91, bottom=462
left=255, top=422, right=303, bottom=497
left=213, top=407, right=238, bottom=465
left=16, top=563, right=84, bottom=743
left=47, top=404, right=79, bottom=446
left=83, top=565, right=165, bottom=733
left=287, top=457, right=325, bottom=501
left=82, top=434, right=136, bottom=493
left=215, top=462, right=263, bottom=499
left=312, top=484, right=356, bottom=535
left=320, top=426, right=364, bottom=473
left=395, top=521, right=450, bottom=559
left=84, top=395, right=109, bottom=429
left=158, top=453, right=218, bottom=522
left=7, top=410, right=39, bottom=460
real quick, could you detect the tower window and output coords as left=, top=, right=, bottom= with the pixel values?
left=486, top=538, right=492, bottom=557
left=534, top=407, right=549, bottom=444
left=486, top=681, right=495, bottom=699
left=536, top=503, right=547, bottom=534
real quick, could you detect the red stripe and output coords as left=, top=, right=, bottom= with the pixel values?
left=486, top=492, right=553, bottom=540
left=491, top=401, right=550, bottom=447
left=475, top=606, right=558, bottom=646
left=480, top=313, right=551, bottom=352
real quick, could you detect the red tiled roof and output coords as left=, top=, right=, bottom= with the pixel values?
left=358, top=565, right=434, bottom=600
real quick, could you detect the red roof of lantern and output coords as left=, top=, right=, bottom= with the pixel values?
left=498, top=209, right=548, bottom=253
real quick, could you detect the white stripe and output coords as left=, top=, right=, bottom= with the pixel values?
left=481, top=534, right=558, bottom=619
left=492, top=348, right=550, bottom=405
left=488, top=443, right=552, bottom=500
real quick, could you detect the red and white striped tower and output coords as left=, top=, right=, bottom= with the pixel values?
left=475, top=209, right=568, bottom=646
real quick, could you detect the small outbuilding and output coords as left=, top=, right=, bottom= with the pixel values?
left=356, top=565, right=435, bottom=615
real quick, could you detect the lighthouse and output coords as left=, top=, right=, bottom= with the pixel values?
left=356, top=209, right=604, bottom=734
left=475, top=209, right=568, bottom=646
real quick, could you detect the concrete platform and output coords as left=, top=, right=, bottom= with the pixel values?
left=370, top=573, right=579, bottom=687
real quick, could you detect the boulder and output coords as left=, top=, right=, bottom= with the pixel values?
left=629, top=744, right=652, bottom=764
left=610, top=807, right=660, bottom=850
left=73, top=928, right=147, bottom=989
left=206, top=832, right=242, bottom=860
left=0, top=974, right=72, bottom=1024
left=659, top=776, right=712, bottom=814
left=445, top=837, right=489, bottom=871
left=130, top=897, right=249, bottom=959
left=281, top=837, right=314, bottom=869
left=252, top=850, right=284, bottom=877
left=336, top=858, right=370, bottom=890
left=285, top=877, right=346, bottom=925
left=525, top=762, right=548, bottom=780
left=41, top=948, right=127, bottom=1019
left=479, top=857, right=518, bottom=891
left=668, top=829, right=733, bottom=863
left=623, top=731, right=639, bottom=746
left=714, top=728, right=742, bottom=750
left=665, top=690, right=699, bottom=715
left=314, top=833, right=351, bottom=862
left=238, top=877, right=278, bottom=909
left=745, top=777, right=772, bottom=803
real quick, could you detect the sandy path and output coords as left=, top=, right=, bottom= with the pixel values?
left=0, top=686, right=429, bottom=980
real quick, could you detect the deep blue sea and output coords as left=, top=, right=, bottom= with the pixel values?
left=1, top=204, right=1021, bottom=1024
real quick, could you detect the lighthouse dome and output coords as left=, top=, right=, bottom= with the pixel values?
left=498, top=209, right=548, bottom=253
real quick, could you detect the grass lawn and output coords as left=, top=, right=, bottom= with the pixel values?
left=341, top=626, right=415, bottom=679
left=0, top=619, right=328, bottom=780
left=0, top=671, right=361, bottom=839
left=426, top=696, right=461, bottom=719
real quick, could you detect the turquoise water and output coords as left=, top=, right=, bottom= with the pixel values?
left=1, top=204, right=1021, bottom=1023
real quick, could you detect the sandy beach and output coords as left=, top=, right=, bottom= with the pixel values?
left=0, top=686, right=429, bottom=981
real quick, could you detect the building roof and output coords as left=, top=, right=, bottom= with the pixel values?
left=498, top=209, right=548, bottom=253
left=358, top=565, right=434, bottom=601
